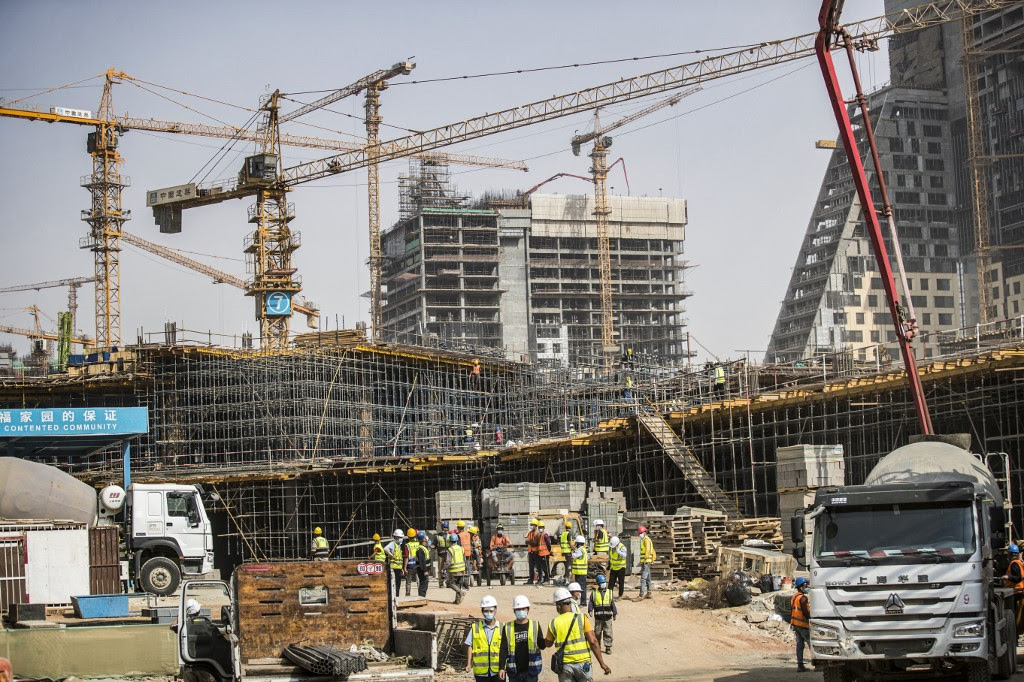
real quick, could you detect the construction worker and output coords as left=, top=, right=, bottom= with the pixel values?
left=437, top=521, right=452, bottom=588
left=457, top=520, right=474, bottom=582
left=544, top=587, right=611, bottom=681
left=447, top=532, right=469, bottom=604
left=525, top=519, right=541, bottom=585
left=571, top=534, right=589, bottom=607
left=409, top=531, right=431, bottom=598
left=713, top=364, right=726, bottom=396
left=537, top=520, right=552, bottom=585
left=1004, top=544, right=1024, bottom=634
left=623, top=375, right=634, bottom=403
left=567, top=581, right=583, bottom=614
left=559, top=520, right=574, bottom=581
left=791, top=577, right=811, bottom=673
left=369, top=533, right=386, bottom=562
left=490, top=524, right=511, bottom=551
left=592, top=520, right=609, bottom=557
left=465, top=595, right=502, bottom=682
left=465, top=425, right=476, bottom=445
left=470, top=358, right=482, bottom=383
left=385, top=529, right=405, bottom=598
left=637, top=525, right=655, bottom=600
left=607, top=536, right=627, bottom=598
left=588, top=574, right=617, bottom=655
left=403, top=528, right=419, bottom=597
left=470, top=525, right=483, bottom=576
left=499, top=595, right=546, bottom=682
left=310, top=527, right=329, bottom=561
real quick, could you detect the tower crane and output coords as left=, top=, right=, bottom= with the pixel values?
left=146, top=0, right=1010, bottom=356
left=0, top=324, right=93, bottom=349
left=0, top=69, right=526, bottom=349
left=570, top=88, right=701, bottom=367
left=0, top=276, right=95, bottom=339
left=119, top=231, right=321, bottom=329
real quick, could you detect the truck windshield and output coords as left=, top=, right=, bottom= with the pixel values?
left=814, top=502, right=975, bottom=565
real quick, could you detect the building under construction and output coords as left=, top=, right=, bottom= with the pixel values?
left=1, top=324, right=1022, bottom=571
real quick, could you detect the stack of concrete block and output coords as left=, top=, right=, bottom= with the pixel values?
left=495, top=483, right=541, bottom=514
left=586, top=483, right=627, bottom=512
left=586, top=501, right=623, bottom=536
left=539, top=482, right=587, bottom=511
left=777, top=444, right=845, bottom=553
left=436, top=490, right=474, bottom=525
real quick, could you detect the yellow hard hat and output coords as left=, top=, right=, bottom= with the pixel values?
left=407, top=528, right=417, bottom=538
left=456, top=520, right=466, bottom=528
left=565, top=519, right=573, bottom=527
left=530, top=518, right=539, bottom=525
left=537, top=521, right=546, bottom=527
left=469, top=526, right=478, bottom=534
left=314, top=527, right=322, bottom=535
left=372, top=533, right=381, bottom=541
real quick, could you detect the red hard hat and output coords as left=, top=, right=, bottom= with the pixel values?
left=637, top=525, right=647, bottom=534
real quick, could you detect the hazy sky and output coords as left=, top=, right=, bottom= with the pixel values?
left=0, top=1, right=891, bottom=361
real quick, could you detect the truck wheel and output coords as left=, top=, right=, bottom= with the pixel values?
left=141, top=557, right=181, bottom=596
left=822, top=663, right=852, bottom=682
left=965, top=661, right=992, bottom=682
left=499, top=573, right=506, bottom=586
left=995, top=607, right=1017, bottom=680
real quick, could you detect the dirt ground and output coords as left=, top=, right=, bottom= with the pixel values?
left=417, top=579, right=798, bottom=681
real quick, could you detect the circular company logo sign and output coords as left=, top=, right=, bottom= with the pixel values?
left=266, top=292, right=291, bottom=316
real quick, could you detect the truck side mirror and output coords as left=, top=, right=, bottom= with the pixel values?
left=793, top=546, right=806, bottom=560
left=790, top=515, right=805, bottom=542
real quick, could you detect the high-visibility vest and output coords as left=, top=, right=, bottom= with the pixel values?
left=559, top=531, right=572, bottom=554
left=470, top=621, right=502, bottom=676
left=458, top=530, right=472, bottom=557
left=790, top=593, right=809, bottom=629
left=405, top=541, right=421, bottom=569
left=503, top=620, right=543, bottom=675
left=609, top=547, right=627, bottom=571
left=1006, top=559, right=1024, bottom=593
left=538, top=533, right=551, bottom=558
left=639, top=535, right=655, bottom=563
left=447, top=545, right=466, bottom=574
left=526, top=529, right=539, bottom=554
left=388, top=542, right=404, bottom=570
left=572, top=547, right=589, bottom=575
left=592, top=587, right=613, bottom=620
left=714, top=366, right=725, bottom=385
left=550, top=612, right=590, bottom=665
left=371, top=542, right=386, bottom=562
left=594, top=528, right=609, bottom=553
left=313, top=536, right=329, bottom=549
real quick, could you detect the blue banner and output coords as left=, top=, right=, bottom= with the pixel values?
left=0, top=407, right=148, bottom=437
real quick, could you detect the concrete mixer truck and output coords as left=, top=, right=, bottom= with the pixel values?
left=790, top=436, right=1017, bottom=681
left=0, top=457, right=215, bottom=596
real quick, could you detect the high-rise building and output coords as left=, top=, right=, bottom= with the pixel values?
left=381, top=161, right=691, bottom=364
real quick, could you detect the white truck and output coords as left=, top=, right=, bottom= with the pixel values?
left=0, top=457, right=215, bottom=595
left=790, top=437, right=1017, bottom=681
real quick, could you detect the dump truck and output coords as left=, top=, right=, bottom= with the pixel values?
left=176, top=560, right=434, bottom=682
left=790, top=437, right=1017, bottom=681
left=0, top=457, right=215, bottom=596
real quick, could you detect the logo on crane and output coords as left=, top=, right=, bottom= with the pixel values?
left=265, top=292, right=292, bottom=317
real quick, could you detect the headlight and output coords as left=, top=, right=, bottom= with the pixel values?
left=953, top=621, right=984, bottom=638
left=812, top=623, right=840, bottom=641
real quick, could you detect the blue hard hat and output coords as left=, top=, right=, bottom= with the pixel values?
left=794, top=577, right=809, bottom=588
left=441, top=521, right=450, bottom=528
left=596, top=574, right=607, bottom=584
left=1010, top=544, right=1021, bottom=554
left=417, top=531, right=427, bottom=540
left=449, top=533, right=460, bottom=543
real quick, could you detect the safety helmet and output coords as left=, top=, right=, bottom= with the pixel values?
left=1011, top=544, right=1021, bottom=554
left=553, top=587, right=572, bottom=603
left=568, top=582, right=582, bottom=594
left=372, top=533, right=381, bottom=541
left=186, top=599, right=201, bottom=616
left=496, top=524, right=504, bottom=531
left=794, top=577, right=809, bottom=588
left=575, top=534, right=586, bottom=544
left=393, top=529, right=404, bottom=539
left=537, top=521, right=546, bottom=527
left=314, top=527, right=322, bottom=535
left=637, top=525, right=647, bottom=534
left=480, top=595, right=498, bottom=609
left=407, top=528, right=417, bottom=538
left=596, top=574, right=607, bottom=585
left=609, top=536, right=620, bottom=548
left=565, top=519, right=573, bottom=527
left=417, top=530, right=427, bottom=540
left=449, top=533, right=460, bottom=543
left=457, top=520, right=466, bottom=528
left=469, top=526, right=478, bottom=534
left=594, top=519, right=605, bottom=527
left=513, top=595, right=531, bottom=609
left=530, top=518, right=539, bottom=526
left=441, top=521, right=450, bottom=529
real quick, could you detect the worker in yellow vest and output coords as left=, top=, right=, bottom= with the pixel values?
left=588, top=574, right=617, bottom=655
left=499, top=594, right=546, bottom=681
left=637, top=525, right=655, bottom=600
left=607, top=536, right=628, bottom=598
left=369, top=533, right=386, bottom=562
left=310, top=527, right=329, bottom=561
left=446, top=533, right=469, bottom=604
left=592, top=519, right=609, bottom=558
left=464, top=595, right=502, bottom=681
left=402, top=528, right=420, bottom=597
left=384, top=529, right=405, bottom=598
left=544, top=587, right=611, bottom=680
left=559, top=520, right=574, bottom=580
left=570, top=535, right=589, bottom=607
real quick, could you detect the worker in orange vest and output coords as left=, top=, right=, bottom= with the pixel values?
left=1004, top=544, right=1024, bottom=634
left=525, top=518, right=541, bottom=585
left=536, top=520, right=552, bottom=584
left=790, top=577, right=810, bottom=673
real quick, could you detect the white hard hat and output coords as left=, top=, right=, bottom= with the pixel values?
left=609, top=536, right=620, bottom=548
left=480, top=595, right=498, bottom=609
left=553, top=587, right=572, bottom=603
left=393, top=529, right=404, bottom=539
left=575, top=534, right=586, bottom=544
left=594, top=519, right=605, bottom=526
left=513, top=594, right=531, bottom=609
left=186, top=599, right=201, bottom=616
left=567, top=582, right=582, bottom=594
